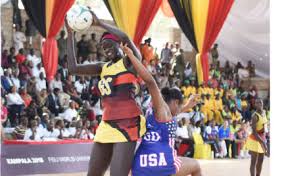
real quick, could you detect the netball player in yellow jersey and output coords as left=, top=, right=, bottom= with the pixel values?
left=245, top=99, right=269, bottom=176
left=65, top=12, right=146, bottom=176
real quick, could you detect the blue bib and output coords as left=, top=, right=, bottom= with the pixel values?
left=132, top=110, right=177, bottom=176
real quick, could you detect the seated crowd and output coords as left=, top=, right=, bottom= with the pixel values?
left=1, top=29, right=270, bottom=160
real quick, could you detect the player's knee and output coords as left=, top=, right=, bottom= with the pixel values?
left=191, top=160, right=202, bottom=174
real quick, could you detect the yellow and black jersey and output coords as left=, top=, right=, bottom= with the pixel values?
left=98, top=58, right=142, bottom=121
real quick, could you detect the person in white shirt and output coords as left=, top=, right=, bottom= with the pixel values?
left=53, top=119, right=72, bottom=139
left=13, top=25, right=26, bottom=53
left=74, top=76, right=88, bottom=94
left=23, top=120, right=42, bottom=141
left=49, top=73, right=63, bottom=91
left=184, top=63, right=193, bottom=78
left=6, top=86, right=25, bottom=106
left=79, top=120, right=94, bottom=140
left=176, top=124, right=189, bottom=139
left=60, top=101, right=78, bottom=123
left=83, top=56, right=92, bottom=65
left=189, top=104, right=205, bottom=124
left=27, top=49, right=41, bottom=68
left=36, top=72, right=47, bottom=92
left=32, top=63, right=46, bottom=79
left=11, top=70, right=20, bottom=91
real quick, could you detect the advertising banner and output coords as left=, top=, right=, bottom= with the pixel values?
left=1, top=140, right=93, bottom=176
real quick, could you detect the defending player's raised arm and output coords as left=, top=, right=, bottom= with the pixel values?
left=65, top=20, right=103, bottom=76
left=120, top=43, right=172, bottom=122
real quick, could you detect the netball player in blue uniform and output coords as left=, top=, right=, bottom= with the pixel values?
left=120, top=44, right=202, bottom=176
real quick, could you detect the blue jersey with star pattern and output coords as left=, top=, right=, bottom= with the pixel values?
left=132, top=109, right=178, bottom=176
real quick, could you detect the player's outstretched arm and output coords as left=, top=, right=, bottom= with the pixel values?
left=65, top=20, right=104, bottom=76
left=120, top=43, right=172, bottom=122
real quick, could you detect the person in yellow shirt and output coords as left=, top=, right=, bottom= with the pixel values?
left=241, top=92, right=248, bottom=109
left=214, top=86, right=224, bottom=98
left=230, top=106, right=242, bottom=122
left=206, top=82, right=215, bottom=98
left=189, top=80, right=197, bottom=96
left=201, top=94, right=214, bottom=123
left=197, top=83, right=207, bottom=97
left=213, top=93, right=224, bottom=125
left=181, top=80, right=192, bottom=98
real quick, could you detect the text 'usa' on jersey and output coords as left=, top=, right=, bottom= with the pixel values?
left=132, top=110, right=178, bottom=176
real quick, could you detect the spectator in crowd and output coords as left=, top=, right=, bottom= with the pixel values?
left=176, top=118, right=190, bottom=139
left=26, top=76, right=37, bottom=96
left=176, top=118, right=194, bottom=157
left=184, top=62, right=193, bottom=79
left=19, top=60, right=32, bottom=79
left=49, top=73, right=63, bottom=91
left=218, top=120, right=231, bottom=158
left=181, top=80, right=193, bottom=99
left=58, top=61, right=69, bottom=81
left=32, top=63, right=46, bottom=79
left=60, top=100, right=78, bottom=123
left=189, top=104, right=205, bottom=125
left=6, top=85, right=25, bottom=126
left=203, top=120, right=220, bottom=158
left=56, top=119, right=73, bottom=139
left=234, top=62, right=244, bottom=74
left=2, top=49, right=9, bottom=68
left=79, top=120, right=94, bottom=140
left=230, top=106, right=242, bottom=122
left=77, top=34, right=89, bottom=59
left=229, top=120, right=240, bottom=158
left=157, top=71, right=170, bottom=89
left=24, top=100, right=39, bottom=120
left=12, top=117, right=28, bottom=139
left=247, top=60, right=256, bottom=77
left=1, top=98, right=8, bottom=124
left=27, top=49, right=41, bottom=68
left=74, top=76, right=88, bottom=95
left=36, top=72, right=47, bottom=92
left=57, top=31, right=67, bottom=63
left=88, top=33, right=98, bottom=60
left=160, top=42, right=172, bottom=68
left=174, top=49, right=186, bottom=81
left=83, top=55, right=92, bottom=64
left=249, top=85, right=258, bottom=110
left=24, top=120, right=42, bottom=140
left=11, top=69, right=20, bottom=91
left=13, top=25, right=26, bottom=53
left=224, top=60, right=233, bottom=79
left=213, top=93, right=224, bottom=125
left=40, top=113, right=50, bottom=129
left=36, top=89, right=49, bottom=113
left=42, top=119, right=58, bottom=139
left=7, top=47, right=17, bottom=68
left=210, top=43, right=219, bottom=64
left=241, top=104, right=252, bottom=123
left=16, top=48, right=26, bottom=64
left=146, top=59, right=157, bottom=78
left=235, top=122, right=249, bottom=158
left=141, top=38, right=154, bottom=64
left=19, top=87, right=32, bottom=108
left=47, top=88, right=63, bottom=117
left=1, top=69, right=13, bottom=93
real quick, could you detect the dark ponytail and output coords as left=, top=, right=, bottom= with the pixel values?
left=161, top=87, right=183, bottom=104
